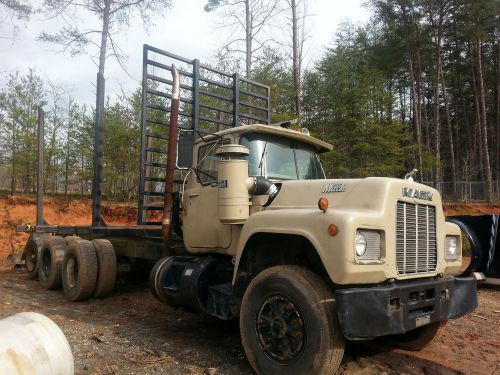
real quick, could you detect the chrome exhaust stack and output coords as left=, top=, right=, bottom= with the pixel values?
left=162, top=65, right=181, bottom=245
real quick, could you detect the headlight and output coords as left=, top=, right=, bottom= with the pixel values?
left=445, top=236, right=460, bottom=260
left=355, top=230, right=382, bottom=261
left=355, top=232, right=367, bottom=256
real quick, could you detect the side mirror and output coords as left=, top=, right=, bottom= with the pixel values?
left=177, top=131, right=194, bottom=169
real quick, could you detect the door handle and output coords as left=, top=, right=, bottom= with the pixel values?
left=189, top=193, right=199, bottom=197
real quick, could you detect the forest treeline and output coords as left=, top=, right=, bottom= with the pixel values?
left=305, top=0, right=499, bottom=202
left=0, top=0, right=499, bottom=202
left=0, top=71, right=141, bottom=201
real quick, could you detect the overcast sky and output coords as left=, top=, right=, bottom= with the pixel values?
left=0, top=0, right=370, bottom=106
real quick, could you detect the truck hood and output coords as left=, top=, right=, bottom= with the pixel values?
left=267, top=177, right=443, bottom=211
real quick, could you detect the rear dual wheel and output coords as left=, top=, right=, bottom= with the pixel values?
left=24, top=234, right=46, bottom=279
left=91, top=239, right=117, bottom=298
left=62, top=238, right=117, bottom=301
left=38, top=236, right=116, bottom=301
left=39, top=236, right=66, bottom=289
left=62, top=240, right=98, bottom=301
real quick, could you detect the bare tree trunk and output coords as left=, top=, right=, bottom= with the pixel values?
left=470, top=52, right=483, bottom=183
left=433, top=80, right=441, bottom=188
left=409, top=54, right=424, bottom=177
left=476, top=38, right=494, bottom=202
left=98, top=0, right=111, bottom=76
left=473, top=73, right=484, bottom=182
left=495, top=41, right=500, bottom=183
left=398, top=83, right=406, bottom=122
left=245, top=0, right=251, bottom=78
left=416, top=50, right=431, bottom=158
left=461, top=99, right=473, bottom=180
left=80, top=157, right=84, bottom=196
left=53, top=155, right=58, bottom=194
left=291, top=0, right=301, bottom=123
left=430, top=10, right=445, bottom=191
left=64, top=159, right=69, bottom=196
left=433, top=5, right=454, bottom=191
left=10, top=131, right=16, bottom=196
left=440, top=73, right=457, bottom=196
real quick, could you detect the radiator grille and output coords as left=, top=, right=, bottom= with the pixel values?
left=396, top=201, right=437, bottom=275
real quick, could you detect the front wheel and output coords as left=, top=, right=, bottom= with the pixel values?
left=240, top=266, right=345, bottom=375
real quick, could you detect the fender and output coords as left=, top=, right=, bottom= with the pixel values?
left=232, top=208, right=333, bottom=285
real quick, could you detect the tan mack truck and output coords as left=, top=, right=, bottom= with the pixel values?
left=149, top=121, right=477, bottom=375
left=18, top=46, right=478, bottom=375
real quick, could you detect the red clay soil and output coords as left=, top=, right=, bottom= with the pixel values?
left=0, top=196, right=139, bottom=262
left=443, top=203, right=500, bottom=216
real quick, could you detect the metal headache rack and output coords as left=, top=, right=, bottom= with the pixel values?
left=18, top=44, right=271, bottom=241
left=137, top=45, right=271, bottom=225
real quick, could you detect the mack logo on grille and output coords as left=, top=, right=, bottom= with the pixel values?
left=402, top=188, right=433, bottom=201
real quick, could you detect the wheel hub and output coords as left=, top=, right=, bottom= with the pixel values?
left=256, top=294, right=305, bottom=364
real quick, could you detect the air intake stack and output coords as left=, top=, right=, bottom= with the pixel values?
left=216, top=144, right=251, bottom=224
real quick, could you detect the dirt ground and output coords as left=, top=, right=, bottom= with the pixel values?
left=0, top=269, right=498, bottom=375
left=0, top=196, right=499, bottom=375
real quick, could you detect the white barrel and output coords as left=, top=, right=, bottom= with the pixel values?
left=0, top=312, right=74, bottom=375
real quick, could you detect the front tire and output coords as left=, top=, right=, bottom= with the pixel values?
left=240, top=266, right=345, bottom=375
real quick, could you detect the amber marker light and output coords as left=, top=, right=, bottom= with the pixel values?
left=318, top=197, right=329, bottom=212
left=328, top=224, right=339, bottom=236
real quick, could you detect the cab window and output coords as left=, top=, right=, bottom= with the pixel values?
left=197, top=143, right=219, bottom=185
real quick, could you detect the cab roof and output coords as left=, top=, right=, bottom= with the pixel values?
left=194, top=123, right=333, bottom=153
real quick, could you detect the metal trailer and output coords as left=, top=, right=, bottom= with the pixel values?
left=17, top=45, right=271, bottom=299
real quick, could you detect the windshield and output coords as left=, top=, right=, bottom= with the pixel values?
left=240, top=133, right=325, bottom=180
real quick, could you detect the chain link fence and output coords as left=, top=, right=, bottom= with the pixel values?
left=423, top=181, right=500, bottom=202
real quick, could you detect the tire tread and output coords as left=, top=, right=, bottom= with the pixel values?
left=91, top=239, right=117, bottom=298
left=62, top=240, right=98, bottom=301
left=240, top=265, right=345, bottom=375
left=39, top=236, right=66, bottom=290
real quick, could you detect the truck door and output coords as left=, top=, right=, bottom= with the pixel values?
left=182, top=142, right=231, bottom=250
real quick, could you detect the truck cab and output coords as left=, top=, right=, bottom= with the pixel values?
left=182, top=123, right=330, bottom=253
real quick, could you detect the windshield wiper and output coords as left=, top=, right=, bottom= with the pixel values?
left=258, top=141, right=268, bottom=176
